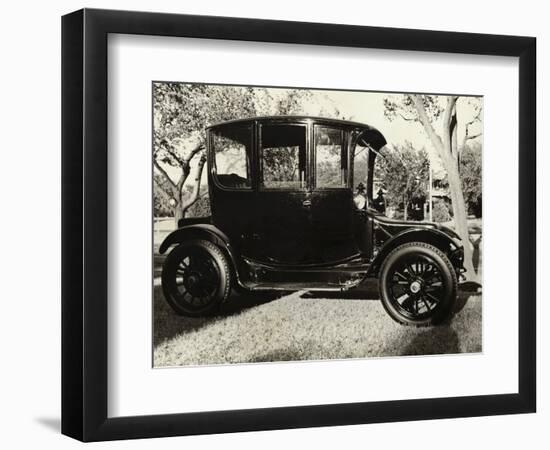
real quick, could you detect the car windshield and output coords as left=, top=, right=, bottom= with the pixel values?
left=365, top=143, right=431, bottom=221
left=352, top=137, right=390, bottom=216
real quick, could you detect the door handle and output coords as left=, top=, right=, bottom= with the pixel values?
left=302, top=199, right=312, bottom=207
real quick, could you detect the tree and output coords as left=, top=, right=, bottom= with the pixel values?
left=153, top=83, right=258, bottom=221
left=383, top=95, right=482, bottom=281
left=254, top=88, right=313, bottom=116
left=153, top=173, right=176, bottom=217
left=374, top=143, right=430, bottom=220
left=460, top=142, right=482, bottom=217
left=153, top=84, right=314, bottom=221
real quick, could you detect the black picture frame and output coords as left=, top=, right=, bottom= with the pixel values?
left=61, top=8, right=536, bottom=442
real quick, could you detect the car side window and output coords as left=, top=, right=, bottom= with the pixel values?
left=212, top=124, right=252, bottom=189
left=261, top=124, right=307, bottom=189
left=315, top=126, right=346, bottom=188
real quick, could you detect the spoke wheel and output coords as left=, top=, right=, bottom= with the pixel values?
left=379, top=242, right=457, bottom=326
left=162, top=240, right=231, bottom=317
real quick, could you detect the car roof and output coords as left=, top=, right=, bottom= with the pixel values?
left=207, top=116, right=387, bottom=149
left=207, top=115, right=375, bottom=131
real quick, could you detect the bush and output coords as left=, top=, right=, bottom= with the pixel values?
left=432, top=199, right=451, bottom=223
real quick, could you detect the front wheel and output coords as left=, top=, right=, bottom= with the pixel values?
left=161, top=240, right=231, bottom=317
left=379, top=242, right=458, bottom=327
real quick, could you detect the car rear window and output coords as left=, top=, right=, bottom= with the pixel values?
left=211, top=124, right=252, bottom=189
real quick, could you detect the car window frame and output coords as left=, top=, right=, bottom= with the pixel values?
left=312, top=124, right=350, bottom=191
left=209, top=123, right=254, bottom=192
left=258, top=121, right=309, bottom=192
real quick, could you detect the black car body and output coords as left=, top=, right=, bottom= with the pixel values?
left=160, top=116, right=465, bottom=326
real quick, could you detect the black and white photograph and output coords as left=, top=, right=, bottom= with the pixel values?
left=152, top=83, right=483, bottom=367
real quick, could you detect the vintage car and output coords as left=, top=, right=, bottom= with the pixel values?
left=159, top=116, right=465, bottom=326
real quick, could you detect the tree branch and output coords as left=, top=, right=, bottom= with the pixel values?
left=183, top=143, right=205, bottom=164
left=442, top=97, right=458, bottom=151
left=461, top=106, right=483, bottom=150
left=157, top=137, right=185, bottom=166
left=450, top=102, right=458, bottom=158
left=465, top=107, right=482, bottom=128
left=411, top=95, right=444, bottom=155
left=398, top=112, right=416, bottom=122
left=169, top=144, right=206, bottom=195
left=465, top=132, right=481, bottom=141
left=164, top=147, right=184, bottom=166
left=180, top=153, right=207, bottom=213
left=153, top=175, right=175, bottom=200
left=153, top=159, right=176, bottom=189
left=443, top=96, right=459, bottom=129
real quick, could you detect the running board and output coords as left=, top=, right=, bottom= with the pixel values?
left=241, top=281, right=357, bottom=292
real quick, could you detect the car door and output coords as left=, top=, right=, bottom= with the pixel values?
left=208, top=122, right=257, bottom=255
left=310, top=124, right=359, bottom=262
left=253, top=121, right=313, bottom=264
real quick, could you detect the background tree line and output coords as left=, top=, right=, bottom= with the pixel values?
left=371, top=141, right=482, bottom=221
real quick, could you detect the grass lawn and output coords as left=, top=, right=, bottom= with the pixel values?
left=153, top=282, right=482, bottom=367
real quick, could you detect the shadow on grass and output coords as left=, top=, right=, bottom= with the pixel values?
left=299, top=279, right=379, bottom=300
left=299, top=280, right=480, bottom=306
left=455, top=282, right=482, bottom=314
left=250, top=347, right=310, bottom=363
left=400, top=327, right=460, bottom=356
left=153, top=285, right=285, bottom=346
left=154, top=278, right=481, bottom=349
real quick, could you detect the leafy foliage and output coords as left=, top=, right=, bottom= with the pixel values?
left=153, top=83, right=258, bottom=170
left=374, top=143, right=430, bottom=217
left=315, top=128, right=344, bottom=188
left=460, top=143, right=482, bottom=217
left=383, top=95, right=444, bottom=123
left=262, top=146, right=301, bottom=187
left=153, top=173, right=175, bottom=217
left=432, top=199, right=452, bottom=223
left=185, top=188, right=211, bottom=218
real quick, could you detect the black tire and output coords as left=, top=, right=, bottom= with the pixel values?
left=161, top=239, right=231, bottom=317
left=378, top=242, right=458, bottom=327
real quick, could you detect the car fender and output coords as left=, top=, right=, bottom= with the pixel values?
left=159, top=224, right=243, bottom=285
left=368, top=228, right=464, bottom=276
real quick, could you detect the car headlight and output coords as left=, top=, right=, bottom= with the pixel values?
left=353, top=194, right=366, bottom=210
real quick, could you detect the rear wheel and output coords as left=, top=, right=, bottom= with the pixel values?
left=161, top=240, right=231, bottom=317
left=379, top=242, right=457, bottom=326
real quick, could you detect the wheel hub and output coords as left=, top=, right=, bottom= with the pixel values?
left=184, top=272, right=204, bottom=295
left=187, top=273, right=199, bottom=286
left=409, top=280, right=422, bottom=294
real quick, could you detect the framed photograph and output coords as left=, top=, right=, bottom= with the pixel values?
left=62, top=8, right=536, bottom=441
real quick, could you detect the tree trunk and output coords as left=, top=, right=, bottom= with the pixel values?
left=411, top=95, right=478, bottom=282
left=178, top=152, right=207, bottom=221
left=153, top=144, right=206, bottom=229
left=173, top=204, right=184, bottom=228
left=444, top=155, right=478, bottom=281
